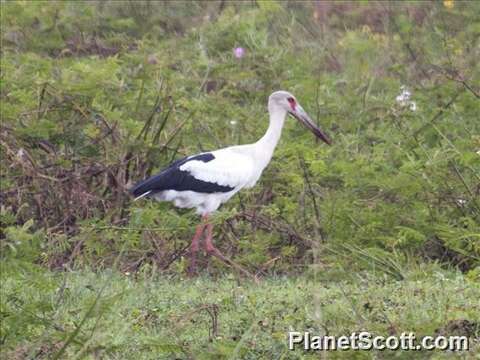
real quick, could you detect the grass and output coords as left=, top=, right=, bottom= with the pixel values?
left=1, top=261, right=479, bottom=359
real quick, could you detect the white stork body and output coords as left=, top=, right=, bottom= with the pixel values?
left=132, top=102, right=287, bottom=215
left=158, top=117, right=284, bottom=213
left=130, top=91, right=331, bottom=276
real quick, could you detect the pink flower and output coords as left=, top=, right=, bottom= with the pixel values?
left=233, top=47, right=245, bottom=59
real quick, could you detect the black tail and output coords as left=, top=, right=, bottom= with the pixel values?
left=130, top=153, right=233, bottom=199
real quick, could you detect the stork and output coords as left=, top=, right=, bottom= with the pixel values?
left=130, top=91, right=331, bottom=278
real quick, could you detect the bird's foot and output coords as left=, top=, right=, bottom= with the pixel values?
left=187, top=223, right=205, bottom=276
left=187, top=248, right=200, bottom=276
left=187, top=262, right=198, bottom=277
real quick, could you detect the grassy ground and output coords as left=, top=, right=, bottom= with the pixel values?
left=2, top=261, right=479, bottom=359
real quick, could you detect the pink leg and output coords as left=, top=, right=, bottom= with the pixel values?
left=204, top=223, right=259, bottom=282
left=188, top=222, right=206, bottom=275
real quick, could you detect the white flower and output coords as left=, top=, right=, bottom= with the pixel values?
left=396, top=86, right=417, bottom=111
left=16, top=148, right=26, bottom=160
left=230, top=120, right=237, bottom=126
left=456, top=199, right=467, bottom=206
left=396, top=86, right=411, bottom=105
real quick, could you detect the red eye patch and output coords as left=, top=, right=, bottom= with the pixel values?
left=287, top=97, right=296, bottom=111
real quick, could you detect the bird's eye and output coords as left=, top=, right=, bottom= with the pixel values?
left=287, top=97, right=296, bottom=110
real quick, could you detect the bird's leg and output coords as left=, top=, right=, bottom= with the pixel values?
left=188, top=221, right=206, bottom=275
left=204, top=223, right=259, bottom=283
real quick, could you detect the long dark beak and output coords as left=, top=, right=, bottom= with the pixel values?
left=289, top=106, right=332, bottom=145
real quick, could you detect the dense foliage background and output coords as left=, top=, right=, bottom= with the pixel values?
left=1, top=1, right=479, bottom=358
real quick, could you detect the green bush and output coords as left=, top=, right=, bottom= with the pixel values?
left=1, top=1, right=479, bottom=276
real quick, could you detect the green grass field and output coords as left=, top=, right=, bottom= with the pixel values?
left=1, top=1, right=479, bottom=358
left=2, top=262, right=479, bottom=359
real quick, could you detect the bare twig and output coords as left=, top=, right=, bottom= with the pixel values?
left=412, top=89, right=464, bottom=138
left=299, top=155, right=324, bottom=242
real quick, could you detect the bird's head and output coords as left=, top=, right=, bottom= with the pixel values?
left=268, top=90, right=332, bottom=145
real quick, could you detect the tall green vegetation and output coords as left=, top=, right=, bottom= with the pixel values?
left=2, top=0, right=478, bottom=276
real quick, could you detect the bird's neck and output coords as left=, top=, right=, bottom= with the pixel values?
left=254, top=107, right=286, bottom=165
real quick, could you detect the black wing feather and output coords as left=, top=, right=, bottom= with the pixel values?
left=130, top=153, right=234, bottom=198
